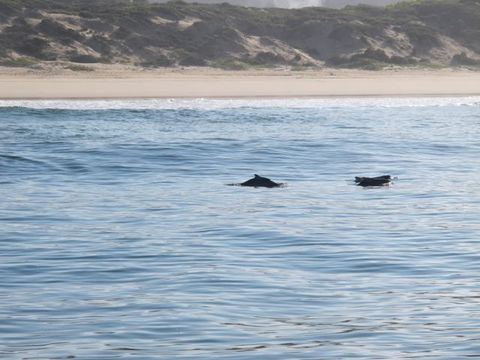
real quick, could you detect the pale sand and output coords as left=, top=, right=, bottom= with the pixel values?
left=1, top=65, right=480, bottom=99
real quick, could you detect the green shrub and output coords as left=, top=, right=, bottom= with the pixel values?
left=327, top=48, right=417, bottom=69
left=139, top=55, right=175, bottom=67
left=178, top=54, right=206, bottom=66
left=0, top=57, right=38, bottom=67
left=68, top=53, right=99, bottom=63
left=405, top=24, right=440, bottom=47
left=64, top=64, right=95, bottom=71
left=451, top=52, right=480, bottom=66
left=212, top=58, right=250, bottom=70
left=36, top=19, right=83, bottom=41
left=246, top=52, right=287, bottom=65
left=14, top=37, right=49, bottom=57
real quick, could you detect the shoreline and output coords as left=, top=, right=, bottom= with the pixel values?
left=2, top=94, right=480, bottom=101
left=2, top=66, right=480, bottom=99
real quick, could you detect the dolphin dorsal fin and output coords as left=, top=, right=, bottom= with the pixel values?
left=254, top=174, right=260, bottom=178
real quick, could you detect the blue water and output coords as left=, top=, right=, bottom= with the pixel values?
left=1, top=97, right=480, bottom=359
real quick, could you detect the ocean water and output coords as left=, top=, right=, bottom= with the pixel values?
left=1, top=97, right=480, bottom=359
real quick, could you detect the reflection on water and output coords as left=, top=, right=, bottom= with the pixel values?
left=1, top=98, right=480, bottom=359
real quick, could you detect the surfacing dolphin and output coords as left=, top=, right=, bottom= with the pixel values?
left=355, top=175, right=392, bottom=187
left=229, top=174, right=284, bottom=188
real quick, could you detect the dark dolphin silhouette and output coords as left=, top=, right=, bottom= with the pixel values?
left=355, top=175, right=392, bottom=187
left=239, top=174, right=283, bottom=188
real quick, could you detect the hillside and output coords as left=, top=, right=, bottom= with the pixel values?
left=149, top=0, right=401, bottom=9
left=323, top=0, right=400, bottom=7
left=1, top=0, right=480, bottom=70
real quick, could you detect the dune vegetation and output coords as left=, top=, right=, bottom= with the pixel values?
left=0, top=0, right=480, bottom=70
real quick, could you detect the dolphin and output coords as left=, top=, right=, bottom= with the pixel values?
left=239, top=174, right=283, bottom=188
left=355, top=175, right=392, bottom=187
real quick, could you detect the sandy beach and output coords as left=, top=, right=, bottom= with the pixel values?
left=1, top=66, right=480, bottom=99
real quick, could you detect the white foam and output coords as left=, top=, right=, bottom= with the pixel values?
left=0, top=97, right=479, bottom=110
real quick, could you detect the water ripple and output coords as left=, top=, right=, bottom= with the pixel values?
left=1, top=98, right=480, bottom=359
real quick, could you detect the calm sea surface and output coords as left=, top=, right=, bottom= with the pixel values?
left=1, top=97, right=480, bottom=359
